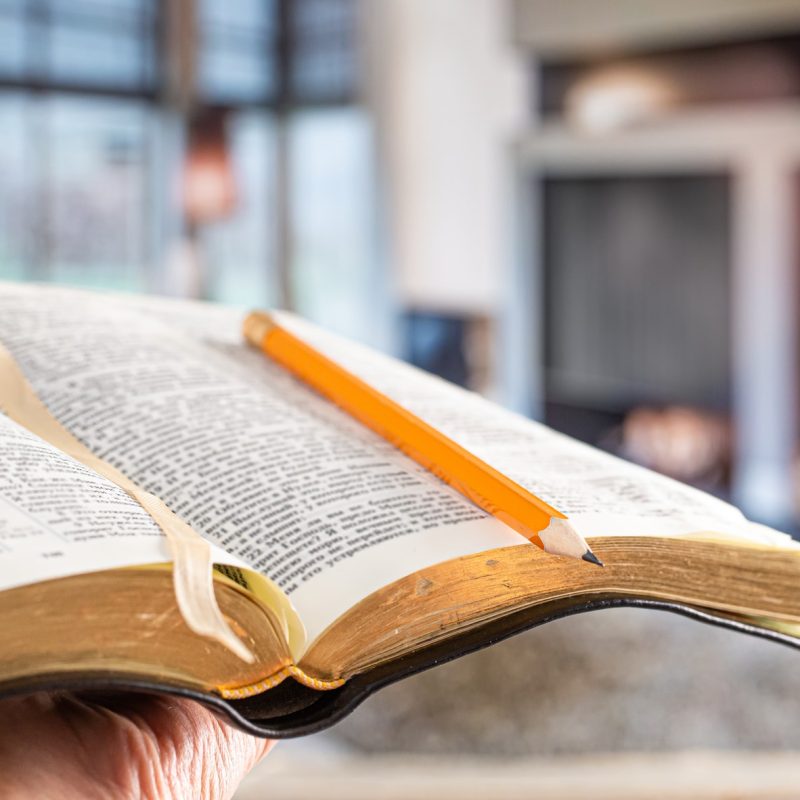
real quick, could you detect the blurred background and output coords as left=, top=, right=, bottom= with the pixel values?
left=4, top=0, right=800, bottom=796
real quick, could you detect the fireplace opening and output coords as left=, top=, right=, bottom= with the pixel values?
left=542, top=172, right=732, bottom=495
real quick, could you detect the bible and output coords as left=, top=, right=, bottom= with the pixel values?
left=1, top=282, right=799, bottom=738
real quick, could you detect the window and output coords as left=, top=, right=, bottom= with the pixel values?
left=0, top=93, right=30, bottom=281
left=0, top=94, right=152, bottom=290
left=0, top=0, right=26, bottom=78
left=291, top=0, right=358, bottom=102
left=290, top=108, right=378, bottom=342
left=0, top=0, right=157, bottom=292
left=48, top=96, right=151, bottom=290
left=200, top=111, right=278, bottom=307
left=198, top=0, right=277, bottom=103
left=0, top=0, right=380, bottom=343
left=0, top=0, right=156, bottom=90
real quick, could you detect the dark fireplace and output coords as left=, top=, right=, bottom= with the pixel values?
left=542, top=173, right=732, bottom=491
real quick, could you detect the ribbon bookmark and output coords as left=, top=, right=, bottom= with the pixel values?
left=0, top=343, right=254, bottom=663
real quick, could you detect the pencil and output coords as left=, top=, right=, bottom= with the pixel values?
left=244, top=311, right=602, bottom=566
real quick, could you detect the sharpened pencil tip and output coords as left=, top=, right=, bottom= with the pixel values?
left=582, top=550, right=604, bottom=567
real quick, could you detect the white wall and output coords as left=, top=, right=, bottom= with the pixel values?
left=363, top=0, right=526, bottom=315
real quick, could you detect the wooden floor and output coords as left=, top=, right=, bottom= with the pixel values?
left=235, top=749, right=800, bottom=800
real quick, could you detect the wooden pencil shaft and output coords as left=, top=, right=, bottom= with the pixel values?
left=245, top=313, right=564, bottom=544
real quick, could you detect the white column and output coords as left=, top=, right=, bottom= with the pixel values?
left=363, top=0, right=526, bottom=315
left=732, top=156, right=797, bottom=525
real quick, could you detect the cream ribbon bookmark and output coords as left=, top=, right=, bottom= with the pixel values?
left=0, top=343, right=254, bottom=663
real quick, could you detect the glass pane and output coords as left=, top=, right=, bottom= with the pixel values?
left=289, top=108, right=384, bottom=345
left=0, top=93, right=35, bottom=281
left=291, top=41, right=357, bottom=100
left=200, top=39, right=275, bottom=102
left=48, top=17, right=146, bottom=87
left=201, top=110, right=278, bottom=307
left=199, top=0, right=277, bottom=102
left=200, top=0, right=274, bottom=34
left=49, top=0, right=153, bottom=13
left=0, top=0, right=155, bottom=87
left=47, top=96, right=150, bottom=291
left=0, top=1, right=25, bottom=78
left=291, top=0, right=358, bottom=100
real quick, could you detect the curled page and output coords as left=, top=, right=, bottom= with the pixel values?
left=0, top=342, right=254, bottom=663
left=0, top=413, right=171, bottom=588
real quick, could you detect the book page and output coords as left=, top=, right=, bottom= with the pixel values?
left=0, top=413, right=175, bottom=590
left=277, top=313, right=797, bottom=550
left=0, top=285, right=521, bottom=645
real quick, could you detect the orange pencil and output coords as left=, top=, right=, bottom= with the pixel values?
left=244, top=311, right=602, bottom=566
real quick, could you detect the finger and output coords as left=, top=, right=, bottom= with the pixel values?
left=82, top=693, right=275, bottom=799
left=0, top=692, right=274, bottom=800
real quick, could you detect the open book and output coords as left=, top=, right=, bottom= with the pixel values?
left=1, top=283, right=799, bottom=737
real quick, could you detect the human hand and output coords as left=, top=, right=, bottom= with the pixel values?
left=0, top=691, right=273, bottom=799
